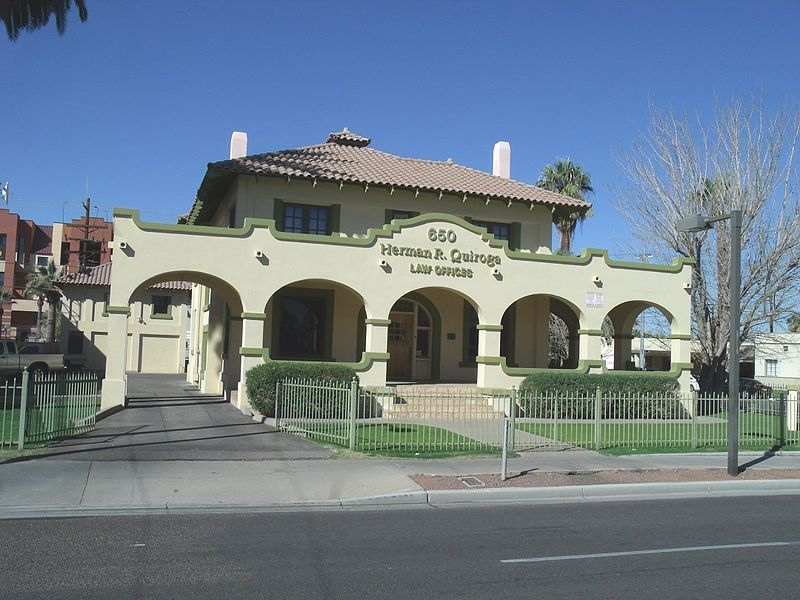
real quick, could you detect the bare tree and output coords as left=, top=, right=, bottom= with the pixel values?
left=615, top=96, right=800, bottom=392
left=548, top=313, right=570, bottom=366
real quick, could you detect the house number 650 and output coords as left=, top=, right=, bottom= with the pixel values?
left=428, top=228, right=457, bottom=243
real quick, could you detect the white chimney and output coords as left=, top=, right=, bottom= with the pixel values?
left=492, top=141, right=511, bottom=178
left=230, top=131, right=248, bottom=160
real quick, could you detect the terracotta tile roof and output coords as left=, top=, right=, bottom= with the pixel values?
left=190, top=129, right=590, bottom=224
left=59, top=263, right=192, bottom=291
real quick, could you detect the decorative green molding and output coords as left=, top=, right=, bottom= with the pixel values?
left=239, top=347, right=390, bottom=372
left=577, top=329, right=605, bottom=336
left=670, top=334, right=693, bottom=341
left=476, top=356, right=605, bottom=376
left=114, top=208, right=694, bottom=273
left=600, top=362, right=693, bottom=377
left=105, top=305, right=131, bottom=315
left=150, top=314, right=173, bottom=320
left=365, top=318, right=392, bottom=326
left=241, top=312, right=267, bottom=321
left=476, top=324, right=503, bottom=332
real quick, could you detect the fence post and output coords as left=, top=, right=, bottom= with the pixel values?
left=594, top=387, right=602, bottom=450
left=778, top=393, right=786, bottom=451
left=274, top=380, right=283, bottom=428
left=691, top=394, right=697, bottom=449
left=348, top=377, right=358, bottom=451
left=17, top=369, right=30, bottom=450
left=509, top=387, right=517, bottom=451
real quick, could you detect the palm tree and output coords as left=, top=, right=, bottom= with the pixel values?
left=0, top=289, right=12, bottom=339
left=1, top=0, right=88, bottom=41
left=536, top=159, right=593, bottom=255
left=24, top=260, right=62, bottom=343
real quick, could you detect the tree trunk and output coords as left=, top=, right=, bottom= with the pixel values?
left=36, top=297, right=44, bottom=339
left=45, top=294, right=57, bottom=343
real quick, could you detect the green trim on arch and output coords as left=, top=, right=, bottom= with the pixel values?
left=240, top=312, right=267, bottom=321
left=365, top=318, right=392, bottom=326
left=577, top=329, right=605, bottom=336
left=477, top=324, right=503, bottom=332
left=670, top=334, right=693, bottom=341
left=601, top=362, right=694, bottom=377
left=113, top=208, right=694, bottom=273
left=238, top=347, right=390, bottom=372
left=476, top=356, right=604, bottom=376
left=105, top=305, right=131, bottom=315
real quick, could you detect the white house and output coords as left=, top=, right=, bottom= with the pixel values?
left=754, top=333, right=800, bottom=387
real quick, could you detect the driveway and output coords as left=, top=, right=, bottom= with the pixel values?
left=37, top=373, right=331, bottom=461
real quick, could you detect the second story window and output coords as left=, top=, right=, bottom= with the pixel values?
left=284, top=204, right=330, bottom=235
left=472, top=220, right=510, bottom=242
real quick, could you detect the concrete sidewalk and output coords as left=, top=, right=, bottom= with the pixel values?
left=2, top=450, right=800, bottom=518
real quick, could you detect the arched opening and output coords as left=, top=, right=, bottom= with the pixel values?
left=61, top=266, right=246, bottom=401
left=500, top=295, right=581, bottom=369
left=603, top=301, right=674, bottom=371
left=130, top=271, right=245, bottom=398
left=387, top=287, right=478, bottom=383
left=263, top=279, right=366, bottom=363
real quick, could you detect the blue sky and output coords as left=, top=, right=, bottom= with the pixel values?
left=3, top=1, right=799, bottom=259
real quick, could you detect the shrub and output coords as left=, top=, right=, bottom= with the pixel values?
left=518, top=371, right=681, bottom=419
left=245, top=361, right=358, bottom=417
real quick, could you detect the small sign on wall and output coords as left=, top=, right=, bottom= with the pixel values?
left=586, top=292, right=604, bottom=308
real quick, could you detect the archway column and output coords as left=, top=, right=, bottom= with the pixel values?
left=362, top=318, right=390, bottom=386
left=237, top=312, right=267, bottom=414
left=100, top=308, right=130, bottom=411
left=477, top=324, right=503, bottom=388
left=578, top=329, right=605, bottom=373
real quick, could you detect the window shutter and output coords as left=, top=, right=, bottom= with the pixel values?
left=329, top=204, right=341, bottom=235
left=273, top=199, right=284, bottom=231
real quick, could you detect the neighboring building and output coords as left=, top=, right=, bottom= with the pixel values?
left=0, top=209, right=57, bottom=340
left=0, top=207, right=114, bottom=342
left=60, top=263, right=191, bottom=373
left=601, top=337, right=672, bottom=371
left=100, top=129, right=693, bottom=412
left=754, top=333, right=800, bottom=387
left=58, top=215, right=113, bottom=275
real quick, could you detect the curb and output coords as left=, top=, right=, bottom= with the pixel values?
left=1, top=480, right=799, bottom=519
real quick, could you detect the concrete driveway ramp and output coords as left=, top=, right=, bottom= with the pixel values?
left=39, top=374, right=331, bottom=461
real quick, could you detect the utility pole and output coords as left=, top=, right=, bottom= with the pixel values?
left=65, top=197, right=109, bottom=273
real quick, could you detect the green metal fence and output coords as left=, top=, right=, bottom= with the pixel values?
left=275, top=378, right=800, bottom=455
left=277, top=379, right=506, bottom=454
left=1, top=369, right=101, bottom=450
left=514, top=390, right=799, bottom=452
left=0, top=374, right=24, bottom=449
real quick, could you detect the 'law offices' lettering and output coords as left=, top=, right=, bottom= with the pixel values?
left=379, top=228, right=502, bottom=279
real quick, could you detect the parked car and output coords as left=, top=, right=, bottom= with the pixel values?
left=0, top=340, right=67, bottom=377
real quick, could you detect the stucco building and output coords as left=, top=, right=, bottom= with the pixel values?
left=60, top=263, right=190, bottom=373
left=101, top=129, right=693, bottom=412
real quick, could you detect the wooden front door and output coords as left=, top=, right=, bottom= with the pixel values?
left=387, top=312, right=414, bottom=380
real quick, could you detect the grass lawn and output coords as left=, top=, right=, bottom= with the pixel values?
left=0, top=408, right=20, bottom=445
left=517, top=410, right=797, bottom=454
left=287, top=421, right=502, bottom=458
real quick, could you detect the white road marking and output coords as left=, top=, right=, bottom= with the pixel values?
left=501, top=541, right=800, bottom=563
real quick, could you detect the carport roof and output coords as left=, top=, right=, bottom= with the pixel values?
left=59, top=263, right=192, bottom=290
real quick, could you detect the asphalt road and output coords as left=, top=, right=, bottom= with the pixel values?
left=3, top=496, right=800, bottom=599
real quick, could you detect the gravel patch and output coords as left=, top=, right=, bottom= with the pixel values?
left=410, top=469, right=800, bottom=490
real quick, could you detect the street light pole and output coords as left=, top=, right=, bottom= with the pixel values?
left=636, top=253, right=654, bottom=369
left=728, top=210, right=741, bottom=477
left=676, top=210, right=741, bottom=477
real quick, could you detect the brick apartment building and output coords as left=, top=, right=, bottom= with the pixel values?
left=0, top=207, right=112, bottom=341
